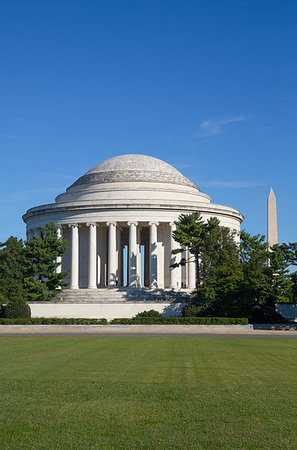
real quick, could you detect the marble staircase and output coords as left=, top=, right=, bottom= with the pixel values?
left=54, top=288, right=191, bottom=303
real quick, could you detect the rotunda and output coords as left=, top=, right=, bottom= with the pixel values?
left=23, top=154, right=243, bottom=292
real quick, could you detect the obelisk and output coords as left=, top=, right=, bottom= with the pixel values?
left=267, top=187, right=278, bottom=248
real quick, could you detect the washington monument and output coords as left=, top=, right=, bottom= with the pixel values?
left=267, top=187, right=278, bottom=247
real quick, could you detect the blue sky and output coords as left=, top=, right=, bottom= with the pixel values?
left=0, top=0, right=296, bottom=243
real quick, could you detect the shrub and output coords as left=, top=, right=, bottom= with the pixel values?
left=110, top=317, right=249, bottom=325
left=3, top=298, right=31, bottom=318
left=0, top=317, right=248, bottom=325
left=0, top=317, right=108, bottom=325
left=134, top=310, right=163, bottom=318
left=182, top=303, right=203, bottom=317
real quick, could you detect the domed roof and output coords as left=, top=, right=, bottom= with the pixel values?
left=69, top=154, right=198, bottom=190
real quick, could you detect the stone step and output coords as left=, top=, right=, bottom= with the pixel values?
left=55, top=288, right=190, bottom=303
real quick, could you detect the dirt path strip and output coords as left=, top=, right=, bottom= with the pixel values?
left=0, top=325, right=297, bottom=338
left=0, top=324, right=253, bottom=333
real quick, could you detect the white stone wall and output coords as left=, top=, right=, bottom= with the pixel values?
left=29, top=302, right=186, bottom=321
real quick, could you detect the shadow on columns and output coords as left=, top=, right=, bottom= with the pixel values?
left=150, top=243, right=158, bottom=287
left=129, top=252, right=137, bottom=287
left=108, top=273, right=118, bottom=287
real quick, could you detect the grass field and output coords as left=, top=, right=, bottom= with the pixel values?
left=0, top=337, right=296, bottom=449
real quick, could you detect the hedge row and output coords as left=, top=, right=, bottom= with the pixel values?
left=0, top=317, right=249, bottom=325
left=110, top=317, right=249, bottom=325
left=0, top=318, right=108, bottom=325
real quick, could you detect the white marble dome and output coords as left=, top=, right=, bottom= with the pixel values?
left=80, top=154, right=197, bottom=189
left=54, top=154, right=207, bottom=205
left=24, top=153, right=243, bottom=231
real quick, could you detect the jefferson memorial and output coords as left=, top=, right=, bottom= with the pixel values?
left=23, top=154, right=243, bottom=317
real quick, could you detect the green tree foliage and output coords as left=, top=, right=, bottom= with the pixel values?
left=173, top=213, right=296, bottom=322
left=133, top=310, right=163, bottom=318
left=0, top=237, right=25, bottom=301
left=172, top=212, right=239, bottom=286
left=269, top=244, right=292, bottom=303
left=194, top=225, right=243, bottom=318
left=2, top=297, right=31, bottom=318
left=276, top=242, right=297, bottom=266
left=23, top=222, right=69, bottom=301
left=271, top=242, right=297, bottom=302
left=172, top=212, right=238, bottom=286
left=237, top=232, right=284, bottom=322
left=171, top=212, right=205, bottom=284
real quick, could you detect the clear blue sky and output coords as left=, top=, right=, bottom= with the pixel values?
left=0, top=0, right=296, bottom=243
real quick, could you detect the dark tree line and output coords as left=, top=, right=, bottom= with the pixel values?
left=0, top=222, right=69, bottom=315
left=172, top=212, right=297, bottom=322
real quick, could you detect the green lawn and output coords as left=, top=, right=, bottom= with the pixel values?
left=0, top=337, right=296, bottom=449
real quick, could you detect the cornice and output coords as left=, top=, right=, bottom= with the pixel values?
left=23, top=201, right=244, bottom=223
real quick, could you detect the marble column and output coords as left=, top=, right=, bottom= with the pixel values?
left=128, top=222, right=138, bottom=287
left=87, top=223, right=97, bottom=289
left=149, top=222, right=159, bottom=288
left=169, top=222, right=181, bottom=289
left=56, top=225, right=63, bottom=274
left=137, top=226, right=142, bottom=287
left=116, top=226, right=122, bottom=287
left=69, top=224, right=79, bottom=289
left=187, top=248, right=196, bottom=290
left=107, top=222, right=117, bottom=287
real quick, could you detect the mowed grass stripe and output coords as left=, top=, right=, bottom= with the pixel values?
left=0, top=337, right=296, bottom=449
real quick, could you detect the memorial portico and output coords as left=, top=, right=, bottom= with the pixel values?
left=36, top=220, right=186, bottom=289
left=23, top=154, right=243, bottom=295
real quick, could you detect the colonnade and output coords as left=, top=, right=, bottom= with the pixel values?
left=28, top=222, right=196, bottom=291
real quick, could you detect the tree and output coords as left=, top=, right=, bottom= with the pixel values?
left=198, top=221, right=240, bottom=282
left=238, top=231, right=281, bottom=321
left=269, top=242, right=297, bottom=303
left=269, top=244, right=293, bottom=303
left=0, top=236, right=25, bottom=301
left=291, top=272, right=297, bottom=302
left=172, top=212, right=239, bottom=286
left=174, top=213, right=293, bottom=322
left=171, top=212, right=206, bottom=285
left=191, top=225, right=243, bottom=318
left=282, top=243, right=297, bottom=302
left=23, top=222, right=69, bottom=301
left=275, top=242, right=297, bottom=267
